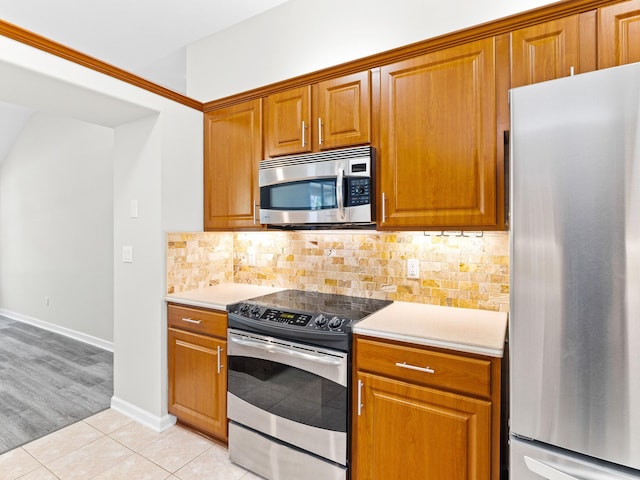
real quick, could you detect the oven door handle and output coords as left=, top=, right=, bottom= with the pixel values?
left=229, top=335, right=343, bottom=366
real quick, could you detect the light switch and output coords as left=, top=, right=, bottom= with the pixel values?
left=122, top=245, right=134, bottom=263
left=130, top=200, right=138, bottom=218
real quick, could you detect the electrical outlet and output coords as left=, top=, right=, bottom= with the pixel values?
left=247, top=247, right=257, bottom=266
left=407, top=259, right=419, bottom=279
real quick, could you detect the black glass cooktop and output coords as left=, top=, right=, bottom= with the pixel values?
left=242, top=289, right=392, bottom=320
left=227, top=289, right=392, bottom=351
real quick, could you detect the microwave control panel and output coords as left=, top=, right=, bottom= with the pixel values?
left=347, top=177, right=371, bottom=206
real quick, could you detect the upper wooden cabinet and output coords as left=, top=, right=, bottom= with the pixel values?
left=378, top=37, right=506, bottom=230
left=265, top=71, right=371, bottom=157
left=314, top=71, right=371, bottom=150
left=510, top=13, right=596, bottom=88
left=265, top=86, right=311, bottom=157
left=201, top=0, right=638, bottom=232
left=598, top=0, right=640, bottom=68
left=204, top=99, right=263, bottom=231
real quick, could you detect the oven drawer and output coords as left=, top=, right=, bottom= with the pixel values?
left=355, top=337, right=492, bottom=398
left=168, top=304, right=227, bottom=337
left=229, top=422, right=347, bottom=480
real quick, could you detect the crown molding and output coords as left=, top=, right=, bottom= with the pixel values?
left=0, top=19, right=203, bottom=111
left=203, top=0, right=623, bottom=112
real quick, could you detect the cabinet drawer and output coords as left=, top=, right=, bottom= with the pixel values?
left=168, top=304, right=227, bottom=338
left=356, top=337, right=491, bottom=398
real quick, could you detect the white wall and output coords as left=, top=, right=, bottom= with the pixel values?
left=187, top=0, right=557, bottom=101
left=0, top=35, right=203, bottom=428
left=113, top=115, right=165, bottom=423
left=0, top=113, right=115, bottom=343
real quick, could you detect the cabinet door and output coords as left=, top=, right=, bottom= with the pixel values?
left=511, top=14, right=596, bottom=88
left=265, top=85, right=312, bottom=157
left=168, top=328, right=227, bottom=440
left=204, top=99, right=262, bottom=230
left=354, top=372, right=492, bottom=480
left=315, top=71, right=371, bottom=150
left=379, top=38, right=500, bottom=229
left=598, top=0, right=640, bottom=68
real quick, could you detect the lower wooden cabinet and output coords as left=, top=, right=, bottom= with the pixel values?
left=167, top=304, right=228, bottom=441
left=352, top=336, right=502, bottom=480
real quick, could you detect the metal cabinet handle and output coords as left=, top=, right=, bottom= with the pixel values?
left=181, top=317, right=202, bottom=325
left=318, top=117, right=324, bottom=145
left=253, top=201, right=258, bottom=224
left=357, top=379, right=364, bottom=416
left=301, top=121, right=307, bottom=147
left=395, top=362, right=435, bottom=374
left=217, top=345, right=224, bottom=374
left=381, top=192, right=387, bottom=222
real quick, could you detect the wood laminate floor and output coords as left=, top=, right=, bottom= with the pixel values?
left=0, top=315, right=113, bottom=455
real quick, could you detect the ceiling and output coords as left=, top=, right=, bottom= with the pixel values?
left=0, top=0, right=288, bottom=93
left=0, top=0, right=288, bottom=165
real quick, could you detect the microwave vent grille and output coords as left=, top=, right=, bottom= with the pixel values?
left=260, top=146, right=372, bottom=170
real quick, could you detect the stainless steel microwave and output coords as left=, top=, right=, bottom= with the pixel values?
left=259, top=146, right=375, bottom=228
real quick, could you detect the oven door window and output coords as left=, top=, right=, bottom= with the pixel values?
left=228, top=356, right=346, bottom=432
left=261, top=178, right=338, bottom=211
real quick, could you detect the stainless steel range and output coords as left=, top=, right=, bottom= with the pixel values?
left=226, top=289, right=392, bottom=480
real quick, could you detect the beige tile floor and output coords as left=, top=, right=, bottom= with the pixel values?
left=0, top=409, right=263, bottom=480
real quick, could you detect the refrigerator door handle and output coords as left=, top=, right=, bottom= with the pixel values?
left=524, top=456, right=578, bottom=480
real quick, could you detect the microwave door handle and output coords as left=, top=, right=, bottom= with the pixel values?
left=336, top=168, right=346, bottom=220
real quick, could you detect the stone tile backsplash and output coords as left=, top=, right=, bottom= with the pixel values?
left=167, top=232, right=234, bottom=292
left=167, top=231, right=509, bottom=312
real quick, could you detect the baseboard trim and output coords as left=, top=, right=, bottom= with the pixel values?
left=111, top=396, right=177, bottom=433
left=0, top=308, right=113, bottom=352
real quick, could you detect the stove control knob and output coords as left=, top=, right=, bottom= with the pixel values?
left=328, top=316, right=343, bottom=329
left=315, top=314, right=327, bottom=327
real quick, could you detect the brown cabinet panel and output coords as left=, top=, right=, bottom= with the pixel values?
left=315, top=71, right=371, bottom=149
left=357, top=338, right=492, bottom=398
left=168, top=327, right=227, bottom=440
left=354, top=372, right=492, bottom=480
left=167, top=304, right=227, bottom=337
left=511, top=15, right=594, bottom=88
left=598, top=0, right=640, bottom=68
left=204, top=99, right=262, bottom=231
left=265, top=72, right=371, bottom=157
left=265, top=86, right=312, bottom=157
left=379, top=38, right=500, bottom=229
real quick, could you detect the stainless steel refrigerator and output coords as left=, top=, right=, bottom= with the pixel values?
left=510, top=62, right=640, bottom=479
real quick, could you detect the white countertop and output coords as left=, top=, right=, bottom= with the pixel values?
left=353, top=301, right=508, bottom=357
left=165, top=283, right=284, bottom=311
left=167, top=285, right=508, bottom=357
